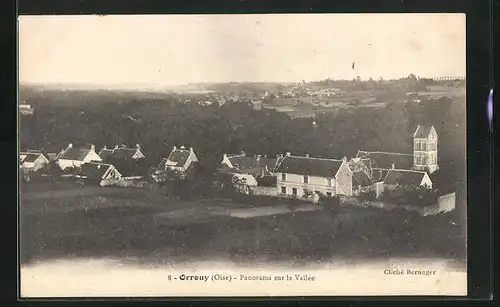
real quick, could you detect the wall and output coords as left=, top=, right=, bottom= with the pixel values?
left=100, top=179, right=146, bottom=188
left=437, top=192, right=456, bottom=212
left=276, top=172, right=336, bottom=198
left=249, top=186, right=277, bottom=197
left=58, top=159, right=84, bottom=170
left=335, top=163, right=353, bottom=196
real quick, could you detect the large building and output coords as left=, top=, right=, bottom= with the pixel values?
left=355, top=124, right=439, bottom=182
left=274, top=153, right=353, bottom=198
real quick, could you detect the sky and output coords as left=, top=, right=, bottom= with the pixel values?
left=19, top=14, right=466, bottom=87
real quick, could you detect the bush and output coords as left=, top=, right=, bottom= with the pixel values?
left=320, top=194, right=340, bottom=210
left=359, top=190, right=376, bottom=201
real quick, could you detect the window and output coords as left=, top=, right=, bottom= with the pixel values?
left=421, top=142, right=426, bottom=151
left=304, top=175, right=309, bottom=184
left=292, top=188, right=297, bottom=196
left=327, top=178, right=332, bottom=187
left=414, top=141, right=419, bottom=150
left=281, top=187, right=286, bottom=194
left=281, top=173, right=286, bottom=181
left=421, top=156, right=426, bottom=165
left=326, top=192, right=332, bottom=197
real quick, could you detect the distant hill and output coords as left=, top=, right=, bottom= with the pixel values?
left=19, top=84, right=179, bottom=107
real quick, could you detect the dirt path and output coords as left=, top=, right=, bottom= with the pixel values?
left=21, top=186, right=135, bottom=201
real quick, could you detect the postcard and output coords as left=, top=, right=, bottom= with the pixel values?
left=19, top=13, right=467, bottom=297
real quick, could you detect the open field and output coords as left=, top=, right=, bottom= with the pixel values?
left=20, top=181, right=466, bottom=267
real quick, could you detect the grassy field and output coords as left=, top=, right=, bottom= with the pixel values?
left=20, top=180, right=466, bottom=267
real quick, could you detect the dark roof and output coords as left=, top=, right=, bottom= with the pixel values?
left=100, top=147, right=142, bottom=161
left=274, top=156, right=344, bottom=178
left=156, top=158, right=168, bottom=172
left=226, top=155, right=279, bottom=176
left=59, top=147, right=92, bottom=161
left=356, top=151, right=413, bottom=170
left=353, top=170, right=372, bottom=187
left=383, top=169, right=427, bottom=186
left=166, top=149, right=192, bottom=167
left=77, top=162, right=113, bottom=180
left=99, top=149, right=115, bottom=161
left=414, top=125, right=433, bottom=138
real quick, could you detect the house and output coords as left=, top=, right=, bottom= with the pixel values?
left=219, top=152, right=282, bottom=187
left=355, top=151, right=414, bottom=182
left=382, top=169, right=433, bottom=191
left=249, top=100, right=263, bottom=110
left=413, top=124, right=439, bottom=173
left=56, top=143, right=102, bottom=170
left=99, top=144, right=147, bottom=180
left=19, top=102, right=34, bottom=115
left=155, top=146, right=199, bottom=174
left=74, top=162, right=122, bottom=182
left=19, top=151, right=50, bottom=171
left=274, top=153, right=353, bottom=198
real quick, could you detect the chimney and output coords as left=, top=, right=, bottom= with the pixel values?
left=391, top=163, right=395, bottom=169
left=103, top=145, right=107, bottom=150
left=240, top=151, right=245, bottom=156
left=68, top=143, right=73, bottom=149
left=305, top=154, right=309, bottom=158
left=256, top=155, right=261, bottom=161
left=342, top=156, right=348, bottom=162
left=90, top=144, right=95, bottom=151
left=189, top=147, right=194, bottom=152
left=136, top=144, right=141, bottom=150
left=223, top=153, right=227, bottom=160
left=173, top=146, right=177, bottom=151
left=180, top=145, right=185, bottom=150
left=286, top=152, right=291, bottom=157
left=114, top=145, right=119, bottom=150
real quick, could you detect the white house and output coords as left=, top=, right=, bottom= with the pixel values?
left=274, top=153, right=353, bottom=198
left=19, top=152, right=50, bottom=171
left=57, top=143, right=102, bottom=170
left=155, top=146, right=199, bottom=174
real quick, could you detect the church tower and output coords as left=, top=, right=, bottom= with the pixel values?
left=413, top=124, right=438, bottom=174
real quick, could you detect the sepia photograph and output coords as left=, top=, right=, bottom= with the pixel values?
left=19, top=13, right=467, bottom=297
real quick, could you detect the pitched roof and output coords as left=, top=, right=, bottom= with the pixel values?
left=59, top=147, right=92, bottom=161
left=156, top=158, right=168, bottom=172
left=414, top=125, right=433, bottom=138
left=226, top=154, right=279, bottom=176
left=20, top=152, right=44, bottom=163
left=274, top=155, right=344, bottom=178
left=99, top=147, right=142, bottom=162
left=166, top=148, right=192, bottom=167
left=383, top=169, right=428, bottom=186
left=77, top=162, right=114, bottom=180
left=352, top=170, right=372, bottom=187
left=356, top=151, right=413, bottom=170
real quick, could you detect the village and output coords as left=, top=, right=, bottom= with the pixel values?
left=20, top=122, right=455, bottom=217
